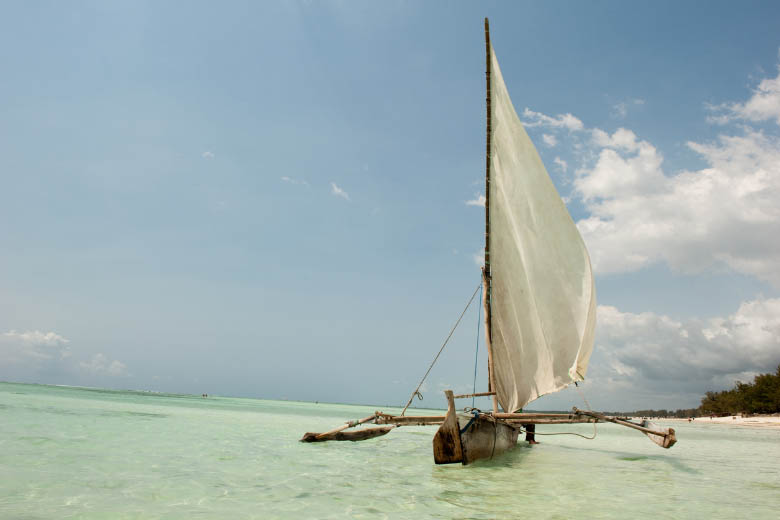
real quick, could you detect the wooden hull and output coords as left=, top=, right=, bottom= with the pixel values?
left=458, top=414, right=519, bottom=464
left=433, top=390, right=519, bottom=465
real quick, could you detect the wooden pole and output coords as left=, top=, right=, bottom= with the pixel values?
left=503, top=418, right=599, bottom=425
left=495, top=412, right=587, bottom=419
left=484, top=17, right=492, bottom=283
left=452, top=391, right=496, bottom=399
left=483, top=18, right=499, bottom=416
left=375, top=415, right=445, bottom=425
left=573, top=408, right=676, bottom=440
left=375, top=413, right=600, bottom=426
left=313, top=414, right=377, bottom=440
left=482, top=271, right=499, bottom=414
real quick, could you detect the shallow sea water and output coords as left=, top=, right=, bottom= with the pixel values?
left=1, top=382, right=779, bottom=519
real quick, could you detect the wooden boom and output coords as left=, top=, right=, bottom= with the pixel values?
left=375, top=412, right=599, bottom=426
left=573, top=408, right=677, bottom=448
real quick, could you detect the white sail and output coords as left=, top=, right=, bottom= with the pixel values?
left=487, top=46, right=597, bottom=413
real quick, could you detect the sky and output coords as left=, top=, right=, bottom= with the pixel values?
left=2, top=1, right=780, bottom=412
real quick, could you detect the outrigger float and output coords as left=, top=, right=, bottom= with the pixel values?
left=301, top=19, right=677, bottom=465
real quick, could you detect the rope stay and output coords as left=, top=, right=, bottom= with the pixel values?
left=400, top=282, right=482, bottom=416
left=397, top=280, right=599, bottom=445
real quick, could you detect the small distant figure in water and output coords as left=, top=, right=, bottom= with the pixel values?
left=524, top=423, right=539, bottom=444
left=202, top=393, right=208, bottom=398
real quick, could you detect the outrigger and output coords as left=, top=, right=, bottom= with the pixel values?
left=302, top=390, right=675, bottom=465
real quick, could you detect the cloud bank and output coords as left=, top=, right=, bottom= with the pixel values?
left=576, top=127, right=780, bottom=287
left=80, top=353, right=128, bottom=377
left=1, top=330, right=71, bottom=363
left=708, top=60, right=780, bottom=125
left=0, top=330, right=128, bottom=383
left=526, top=62, right=780, bottom=288
left=589, top=298, right=780, bottom=408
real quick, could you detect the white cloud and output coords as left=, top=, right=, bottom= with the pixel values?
left=201, top=151, right=215, bottom=159
left=612, top=98, right=645, bottom=118
left=576, top=128, right=665, bottom=205
left=522, top=108, right=584, bottom=131
left=524, top=60, right=780, bottom=287
left=3, top=330, right=69, bottom=347
left=0, top=330, right=129, bottom=381
left=553, top=157, right=568, bottom=172
left=281, top=176, right=310, bottom=187
left=465, top=193, right=486, bottom=207
left=520, top=60, right=780, bottom=286
left=590, top=127, right=648, bottom=152
left=587, top=298, right=780, bottom=408
left=575, top=126, right=780, bottom=286
left=1, top=330, right=70, bottom=363
left=79, top=353, right=128, bottom=377
left=330, top=182, right=350, bottom=201
left=707, top=63, right=780, bottom=125
left=542, top=134, right=558, bottom=147
left=473, top=250, right=485, bottom=267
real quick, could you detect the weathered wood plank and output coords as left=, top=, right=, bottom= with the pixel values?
left=376, top=412, right=599, bottom=426
left=432, top=390, right=463, bottom=464
left=495, top=412, right=584, bottom=419
left=459, top=414, right=519, bottom=465
left=301, top=426, right=394, bottom=442
left=503, top=418, right=599, bottom=424
left=453, top=391, right=496, bottom=399
left=375, top=415, right=444, bottom=425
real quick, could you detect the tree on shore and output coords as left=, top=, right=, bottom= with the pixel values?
left=699, top=365, right=780, bottom=415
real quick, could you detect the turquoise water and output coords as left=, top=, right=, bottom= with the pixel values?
left=1, top=382, right=779, bottom=519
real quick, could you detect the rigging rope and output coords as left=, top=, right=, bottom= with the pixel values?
left=472, top=284, right=482, bottom=409
left=400, top=282, right=482, bottom=416
left=517, top=383, right=599, bottom=441
left=574, top=382, right=598, bottom=440
left=519, top=428, right=596, bottom=440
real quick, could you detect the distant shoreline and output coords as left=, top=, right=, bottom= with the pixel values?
left=4, top=381, right=778, bottom=425
left=657, top=415, right=780, bottom=427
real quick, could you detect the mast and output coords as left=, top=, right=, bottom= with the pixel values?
left=479, top=23, right=598, bottom=412
left=483, top=18, right=499, bottom=415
